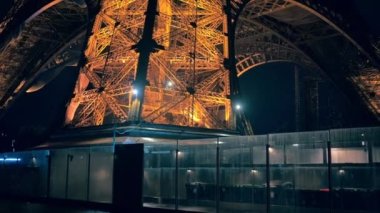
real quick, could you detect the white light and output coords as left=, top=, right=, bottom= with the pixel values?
left=178, top=151, right=184, bottom=156
left=338, top=169, right=345, bottom=175
left=0, top=158, right=21, bottom=162
left=251, top=169, right=258, bottom=174
left=142, top=137, right=155, bottom=142
left=268, top=147, right=274, bottom=153
left=167, top=81, right=173, bottom=87
left=235, top=104, right=241, bottom=110
left=132, top=89, right=138, bottom=95
left=187, top=169, right=192, bottom=173
left=361, top=141, right=366, bottom=146
left=292, top=144, right=299, bottom=147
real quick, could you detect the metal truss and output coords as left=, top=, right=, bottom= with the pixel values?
left=66, top=0, right=233, bottom=129
left=234, top=0, right=380, bottom=121
left=240, top=0, right=292, bottom=19
left=351, top=68, right=380, bottom=117
left=1, top=0, right=379, bottom=131
left=235, top=17, right=321, bottom=77
left=0, top=0, right=87, bottom=108
left=0, top=0, right=25, bottom=35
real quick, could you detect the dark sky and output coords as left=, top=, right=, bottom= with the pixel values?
left=239, top=63, right=296, bottom=134
left=0, top=0, right=14, bottom=20
left=239, top=62, right=359, bottom=135
left=351, top=0, right=380, bottom=36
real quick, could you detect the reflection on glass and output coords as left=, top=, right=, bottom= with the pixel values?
left=178, top=139, right=217, bottom=212
left=0, top=127, right=379, bottom=213
left=143, top=139, right=177, bottom=210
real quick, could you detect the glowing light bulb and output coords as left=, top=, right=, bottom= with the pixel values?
left=251, top=169, right=258, bottom=174
left=132, top=89, right=138, bottom=95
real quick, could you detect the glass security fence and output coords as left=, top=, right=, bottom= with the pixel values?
left=141, top=127, right=380, bottom=213
left=141, top=138, right=218, bottom=212
left=0, top=127, right=379, bottom=213
left=330, top=128, right=380, bottom=212
left=268, top=131, right=329, bottom=213
left=219, top=135, right=268, bottom=213
left=0, top=150, right=49, bottom=198
left=178, top=139, right=217, bottom=212
left=49, top=146, right=114, bottom=202
left=142, top=138, right=177, bottom=210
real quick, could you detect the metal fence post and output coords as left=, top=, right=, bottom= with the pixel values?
left=175, top=138, right=179, bottom=210
left=266, top=135, right=270, bottom=213
left=216, top=137, right=220, bottom=213
left=327, top=130, right=332, bottom=213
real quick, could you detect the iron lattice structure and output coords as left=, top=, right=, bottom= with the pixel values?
left=65, top=0, right=238, bottom=130
left=1, top=0, right=380, bottom=134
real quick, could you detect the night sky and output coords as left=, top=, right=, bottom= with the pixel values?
left=239, top=63, right=296, bottom=134
left=0, top=0, right=380, bottom=149
left=351, top=0, right=380, bottom=36
left=0, top=0, right=13, bottom=20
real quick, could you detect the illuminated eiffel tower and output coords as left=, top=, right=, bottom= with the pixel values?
left=1, top=0, right=380, bottom=137
left=65, top=0, right=250, bottom=132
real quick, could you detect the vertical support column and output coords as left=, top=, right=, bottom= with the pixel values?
left=224, top=1, right=253, bottom=134
left=223, top=0, right=238, bottom=130
left=47, top=152, right=51, bottom=198
left=65, top=154, right=70, bottom=199
left=216, top=137, right=221, bottom=213
left=175, top=139, right=179, bottom=210
left=327, top=131, right=333, bottom=213
left=86, top=152, right=91, bottom=201
left=128, top=0, right=159, bottom=122
left=266, top=140, right=271, bottom=213
left=112, top=144, right=144, bottom=212
left=283, top=143, right=287, bottom=164
left=366, top=133, right=373, bottom=164
left=365, top=132, right=375, bottom=205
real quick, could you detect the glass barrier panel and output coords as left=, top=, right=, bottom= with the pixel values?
left=49, top=149, right=69, bottom=199
left=178, top=138, right=217, bottom=212
left=330, top=128, right=376, bottom=212
left=219, top=135, right=267, bottom=213
left=142, top=138, right=177, bottom=209
left=269, top=131, right=329, bottom=212
left=67, top=148, right=90, bottom=201
left=88, top=146, right=113, bottom=203
left=0, top=151, right=49, bottom=198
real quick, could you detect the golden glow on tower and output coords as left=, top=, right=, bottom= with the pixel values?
left=66, top=0, right=234, bottom=129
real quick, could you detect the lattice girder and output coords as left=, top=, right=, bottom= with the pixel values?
left=235, top=17, right=321, bottom=76
left=235, top=0, right=380, bottom=120
left=0, top=0, right=87, bottom=108
left=65, top=0, right=234, bottom=129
